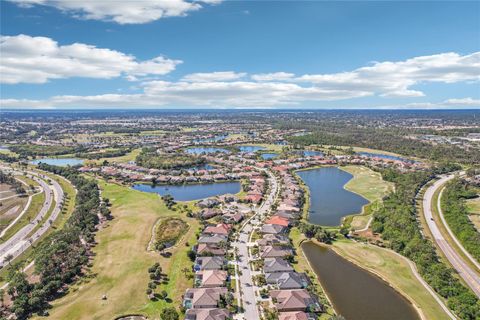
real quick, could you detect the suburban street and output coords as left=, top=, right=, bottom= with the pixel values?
left=423, top=174, right=480, bottom=298
left=0, top=168, right=64, bottom=267
left=232, top=168, right=279, bottom=319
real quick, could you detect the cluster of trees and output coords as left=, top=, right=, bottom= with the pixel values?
left=0, top=171, right=25, bottom=195
left=9, top=144, right=87, bottom=158
left=74, top=148, right=131, bottom=160
left=441, top=179, right=480, bottom=262
left=161, top=194, right=176, bottom=210
left=154, top=218, right=188, bottom=252
left=284, top=123, right=480, bottom=165
left=371, top=168, right=479, bottom=320
left=7, top=164, right=102, bottom=319
left=298, top=222, right=336, bottom=244
left=0, top=153, right=17, bottom=163
left=136, top=147, right=205, bottom=170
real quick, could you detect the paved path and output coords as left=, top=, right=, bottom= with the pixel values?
left=423, top=174, right=480, bottom=298
left=232, top=168, right=279, bottom=320
left=0, top=169, right=64, bottom=268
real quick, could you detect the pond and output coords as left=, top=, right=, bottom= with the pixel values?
left=185, top=147, right=230, bottom=154
left=300, top=150, right=324, bottom=157
left=30, top=158, right=84, bottom=166
left=297, top=167, right=368, bottom=226
left=238, top=145, right=266, bottom=153
left=132, top=181, right=241, bottom=201
left=261, top=153, right=279, bottom=160
left=187, top=164, right=215, bottom=171
left=194, top=135, right=228, bottom=143
left=357, top=152, right=413, bottom=163
left=302, top=242, right=419, bottom=320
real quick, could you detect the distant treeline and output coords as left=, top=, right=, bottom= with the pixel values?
left=136, top=147, right=205, bottom=170
left=7, top=164, right=104, bottom=319
left=371, top=165, right=479, bottom=320
left=9, top=144, right=87, bottom=157
left=441, top=179, right=480, bottom=262
left=280, top=121, right=480, bottom=164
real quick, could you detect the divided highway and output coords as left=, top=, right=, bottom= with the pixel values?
left=0, top=168, right=64, bottom=268
left=422, top=174, right=480, bottom=298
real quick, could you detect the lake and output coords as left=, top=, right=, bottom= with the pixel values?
left=302, top=242, right=419, bottom=320
left=194, top=135, right=228, bottom=143
left=132, top=181, right=241, bottom=201
left=297, top=167, right=368, bottom=226
left=187, top=164, right=215, bottom=171
left=261, top=153, right=279, bottom=160
left=30, top=158, right=84, bottom=166
left=238, top=145, right=266, bottom=153
left=185, top=147, right=230, bottom=154
left=301, top=150, right=324, bottom=157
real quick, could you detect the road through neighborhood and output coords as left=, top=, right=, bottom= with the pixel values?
left=422, top=174, right=480, bottom=298
left=232, top=168, right=279, bottom=319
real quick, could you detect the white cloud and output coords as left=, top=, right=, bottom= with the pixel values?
left=0, top=34, right=182, bottom=84
left=181, top=71, right=246, bottom=82
left=2, top=50, right=479, bottom=109
left=297, top=52, right=480, bottom=97
left=9, top=0, right=221, bottom=24
left=443, top=97, right=480, bottom=106
left=251, top=72, right=295, bottom=81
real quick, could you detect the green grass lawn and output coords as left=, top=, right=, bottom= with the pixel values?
left=466, top=196, right=480, bottom=231
left=85, top=148, right=141, bottom=165
left=41, top=180, right=200, bottom=320
left=340, top=165, right=394, bottom=230
left=332, top=239, right=451, bottom=320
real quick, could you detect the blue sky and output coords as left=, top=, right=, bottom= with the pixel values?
left=1, top=0, right=479, bottom=109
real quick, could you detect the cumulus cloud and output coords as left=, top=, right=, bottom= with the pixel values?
left=9, top=0, right=222, bottom=24
left=2, top=49, right=479, bottom=108
left=0, top=34, right=182, bottom=84
left=251, top=72, right=295, bottom=81
left=297, top=52, right=480, bottom=97
left=181, top=71, right=246, bottom=82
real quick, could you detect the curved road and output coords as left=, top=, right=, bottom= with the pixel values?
left=0, top=169, right=64, bottom=268
left=422, top=174, right=480, bottom=298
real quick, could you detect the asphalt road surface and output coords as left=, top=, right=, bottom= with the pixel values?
left=0, top=169, right=64, bottom=267
left=423, top=174, right=480, bottom=298
left=232, top=168, right=279, bottom=320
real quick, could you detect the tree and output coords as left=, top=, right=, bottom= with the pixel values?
left=159, top=290, right=168, bottom=300
left=160, top=307, right=179, bottom=320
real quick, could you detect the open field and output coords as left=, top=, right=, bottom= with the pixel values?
left=341, top=165, right=394, bottom=202
left=331, top=239, right=451, bottom=320
left=85, top=148, right=141, bottom=165
left=41, top=180, right=200, bottom=320
left=340, top=165, right=394, bottom=230
left=466, top=196, right=480, bottom=231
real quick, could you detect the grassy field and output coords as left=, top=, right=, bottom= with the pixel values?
left=41, top=180, right=200, bottom=320
left=466, top=196, right=480, bottom=231
left=331, top=240, right=451, bottom=320
left=340, top=165, right=394, bottom=230
left=85, top=148, right=141, bottom=165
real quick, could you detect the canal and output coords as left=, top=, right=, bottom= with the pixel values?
left=302, top=242, right=419, bottom=320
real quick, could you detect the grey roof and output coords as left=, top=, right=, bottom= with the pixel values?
left=195, top=256, right=225, bottom=270
left=263, top=258, right=294, bottom=273
left=198, top=234, right=228, bottom=244
left=265, top=272, right=310, bottom=289
left=261, top=224, right=287, bottom=234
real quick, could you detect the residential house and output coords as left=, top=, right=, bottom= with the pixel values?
left=270, top=289, right=320, bottom=312
left=185, top=308, right=230, bottom=320
left=183, top=287, right=228, bottom=309
left=195, top=270, right=228, bottom=288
